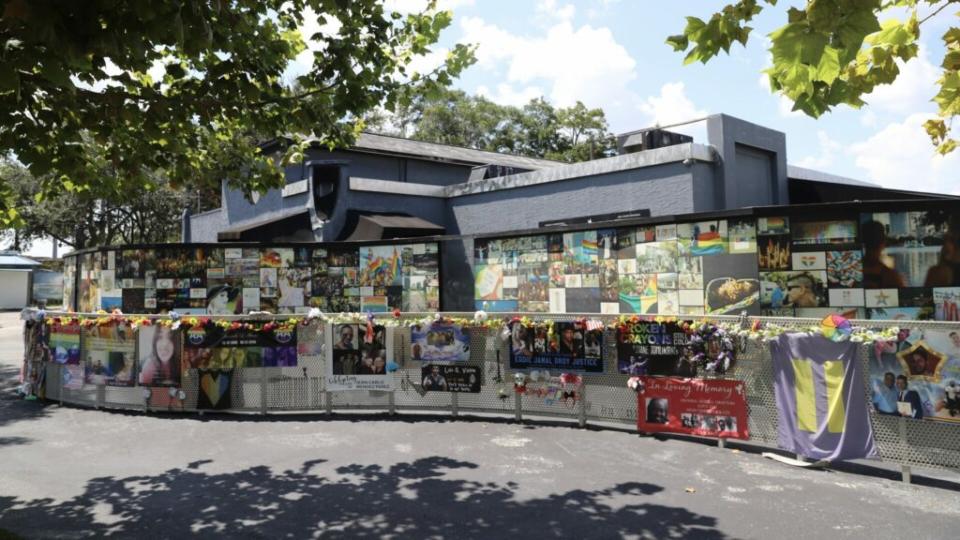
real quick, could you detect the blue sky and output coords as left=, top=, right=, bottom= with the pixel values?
left=386, top=0, right=958, bottom=196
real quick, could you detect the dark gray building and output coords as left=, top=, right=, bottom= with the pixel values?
left=189, top=113, right=941, bottom=244
left=187, top=113, right=952, bottom=310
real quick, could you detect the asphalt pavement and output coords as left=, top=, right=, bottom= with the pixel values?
left=0, top=311, right=959, bottom=539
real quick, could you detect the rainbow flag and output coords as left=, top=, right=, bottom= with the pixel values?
left=581, top=239, right=598, bottom=256
left=692, top=231, right=725, bottom=255
left=388, top=249, right=400, bottom=279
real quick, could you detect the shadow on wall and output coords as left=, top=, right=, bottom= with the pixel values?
left=0, top=457, right=727, bottom=539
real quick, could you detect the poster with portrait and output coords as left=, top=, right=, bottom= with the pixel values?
left=181, top=324, right=297, bottom=375
left=205, top=283, right=244, bottom=315
left=137, top=326, right=181, bottom=386
left=48, top=322, right=81, bottom=364
left=637, top=376, right=749, bottom=439
left=410, top=322, right=470, bottom=362
left=616, top=321, right=691, bottom=376
left=761, top=271, right=828, bottom=310
left=860, top=211, right=952, bottom=288
left=83, top=324, right=136, bottom=386
left=869, top=329, right=960, bottom=423
left=325, top=323, right=395, bottom=391
left=420, top=365, right=482, bottom=393
left=509, top=321, right=604, bottom=373
left=61, top=364, right=84, bottom=390
left=296, top=321, right=325, bottom=376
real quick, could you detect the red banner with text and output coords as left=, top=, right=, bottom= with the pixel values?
left=637, top=376, right=749, bottom=439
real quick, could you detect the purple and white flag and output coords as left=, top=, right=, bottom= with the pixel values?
left=769, top=333, right=877, bottom=461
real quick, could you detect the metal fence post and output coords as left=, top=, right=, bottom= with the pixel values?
left=260, top=368, right=268, bottom=415
left=898, top=416, right=911, bottom=484
left=578, top=385, right=586, bottom=428
left=324, top=390, right=332, bottom=415
left=58, top=364, right=64, bottom=407
left=451, top=392, right=459, bottom=418
left=514, top=391, right=522, bottom=422
left=388, top=391, right=396, bottom=415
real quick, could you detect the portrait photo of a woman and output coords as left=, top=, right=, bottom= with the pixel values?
left=138, top=326, right=180, bottom=386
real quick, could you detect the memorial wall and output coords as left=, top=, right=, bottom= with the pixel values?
left=473, top=204, right=960, bottom=321
left=63, top=241, right=441, bottom=315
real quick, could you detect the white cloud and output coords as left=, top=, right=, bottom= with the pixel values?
left=476, top=83, right=544, bottom=106
left=638, top=82, right=707, bottom=126
left=284, top=7, right=343, bottom=81
left=382, top=0, right=474, bottom=14
left=796, top=130, right=843, bottom=169
left=863, top=46, right=939, bottom=115
left=406, top=47, right=449, bottom=76
left=459, top=16, right=637, bottom=115
left=848, top=113, right=960, bottom=195
left=536, top=0, right=575, bottom=22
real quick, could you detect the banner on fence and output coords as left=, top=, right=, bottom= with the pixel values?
left=770, top=334, right=877, bottom=461
left=869, top=329, right=960, bottom=422
left=49, top=323, right=81, bottom=365
left=137, top=326, right=181, bottom=386
left=296, top=322, right=325, bottom=377
left=636, top=376, right=749, bottom=439
left=510, top=321, right=603, bottom=372
left=182, top=325, right=297, bottom=375
left=196, top=368, right=233, bottom=409
left=325, top=324, right=395, bottom=391
left=83, top=325, right=136, bottom=386
left=410, top=322, right=470, bottom=362
left=62, top=364, right=83, bottom=390
left=420, top=365, right=481, bottom=393
left=616, top=321, right=691, bottom=375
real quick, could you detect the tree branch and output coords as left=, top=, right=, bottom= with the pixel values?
left=919, top=1, right=953, bottom=25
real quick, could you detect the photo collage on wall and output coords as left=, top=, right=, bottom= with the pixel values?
left=758, top=210, right=959, bottom=320
left=509, top=321, right=604, bottom=372
left=759, top=216, right=850, bottom=319
left=325, top=323, right=395, bottom=391
left=65, top=242, right=440, bottom=315
left=474, top=218, right=760, bottom=316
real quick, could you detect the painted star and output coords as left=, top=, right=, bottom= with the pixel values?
left=874, top=290, right=891, bottom=306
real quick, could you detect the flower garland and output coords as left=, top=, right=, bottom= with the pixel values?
left=725, top=319, right=901, bottom=345
left=33, top=309, right=903, bottom=344
left=37, top=308, right=506, bottom=333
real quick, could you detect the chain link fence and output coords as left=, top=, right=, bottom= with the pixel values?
left=21, top=311, right=960, bottom=478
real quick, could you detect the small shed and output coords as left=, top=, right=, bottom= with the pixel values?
left=0, top=251, right=42, bottom=309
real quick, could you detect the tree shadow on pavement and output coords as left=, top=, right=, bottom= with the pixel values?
left=0, top=456, right=727, bottom=539
left=0, top=365, right=51, bottom=431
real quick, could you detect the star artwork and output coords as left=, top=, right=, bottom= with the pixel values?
left=896, top=341, right=947, bottom=382
left=875, top=290, right=891, bottom=307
